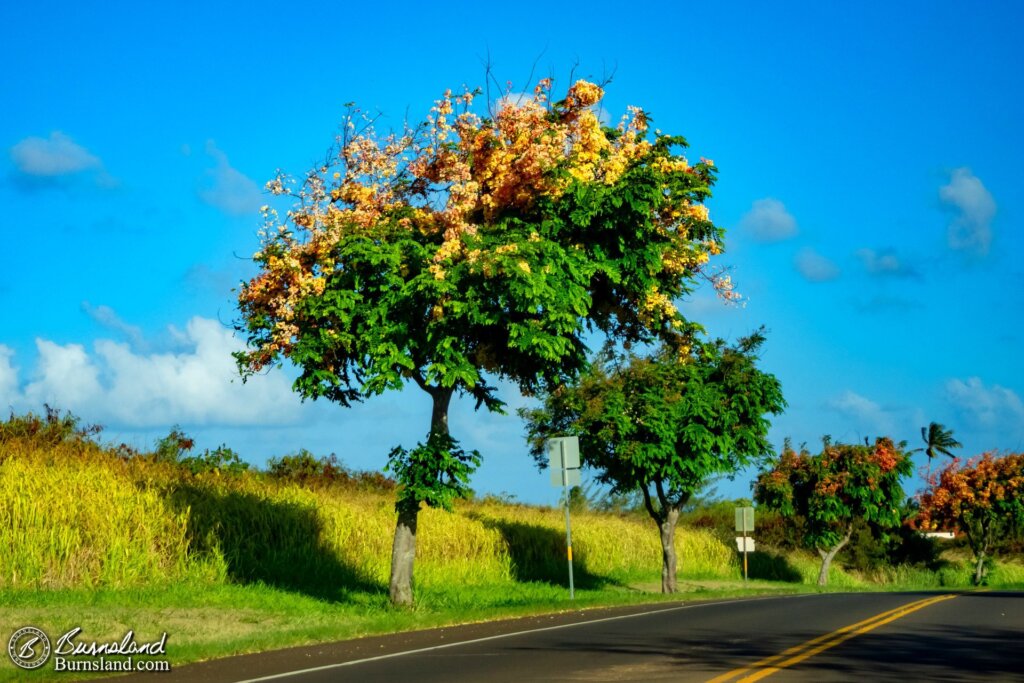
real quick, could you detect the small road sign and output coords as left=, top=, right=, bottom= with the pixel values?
left=735, top=506, right=755, bottom=581
left=551, top=468, right=581, bottom=487
left=735, top=537, right=756, bottom=552
left=735, top=507, right=755, bottom=533
left=546, top=436, right=580, bottom=470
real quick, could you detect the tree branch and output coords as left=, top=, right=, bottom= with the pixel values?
left=654, top=479, right=670, bottom=515
left=411, top=368, right=436, bottom=397
left=640, top=483, right=663, bottom=525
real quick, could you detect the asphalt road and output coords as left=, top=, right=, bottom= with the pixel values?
left=111, top=591, right=1024, bottom=683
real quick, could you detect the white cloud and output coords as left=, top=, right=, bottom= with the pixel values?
left=198, top=141, right=262, bottom=216
left=82, top=301, right=147, bottom=350
left=826, top=390, right=894, bottom=435
left=24, top=341, right=104, bottom=411
left=740, top=198, right=798, bottom=242
left=940, top=168, right=995, bottom=256
left=13, top=318, right=302, bottom=428
left=856, top=248, right=916, bottom=278
left=10, top=132, right=101, bottom=177
left=945, top=377, right=1024, bottom=430
left=794, top=247, right=840, bottom=282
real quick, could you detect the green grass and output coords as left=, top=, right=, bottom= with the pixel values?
left=2, top=563, right=1021, bottom=683
left=0, top=578, right=815, bottom=682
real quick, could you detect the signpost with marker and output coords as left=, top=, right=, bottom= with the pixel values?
left=735, top=506, right=755, bottom=581
left=546, top=436, right=581, bottom=600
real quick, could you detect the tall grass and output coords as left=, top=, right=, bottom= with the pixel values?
left=0, top=435, right=738, bottom=595
left=5, top=427, right=1017, bottom=598
left=0, top=440, right=208, bottom=587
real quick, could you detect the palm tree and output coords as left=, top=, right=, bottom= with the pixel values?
left=915, top=421, right=962, bottom=462
left=920, top=422, right=962, bottom=461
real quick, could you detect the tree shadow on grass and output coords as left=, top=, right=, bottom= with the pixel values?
left=746, top=549, right=803, bottom=582
left=168, top=484, right=384, bottom=602
left=466, top=513, right=619, bottom=589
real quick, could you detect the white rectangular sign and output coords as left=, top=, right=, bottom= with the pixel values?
left=735, top=537, right=756, bottom=552
left=546, top=436, right=580, bottom=470
left=551, top=467, right=582, bottom=487
left=735, top=507, right=755, bottom=532
left=546, top=436, right=581, bottom=488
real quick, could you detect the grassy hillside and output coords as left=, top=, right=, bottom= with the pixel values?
left=0, top=432, right=740, bottom=596
left=4, top=418, right=1024, bottom=599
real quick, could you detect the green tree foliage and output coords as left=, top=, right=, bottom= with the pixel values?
left=235, top=78, right=733, bottom=604
left=755, top=437, right=912, bottom=585
left=917, top=452, right=1024, bottom=584
left=521, top=332, right=785, bottom=592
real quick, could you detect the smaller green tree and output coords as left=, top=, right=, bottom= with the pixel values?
left=916, top=452, right=1024, bottom=584
left=522, top=331, right=785, bottom=593
left=755, top=437, right=912, bottom=585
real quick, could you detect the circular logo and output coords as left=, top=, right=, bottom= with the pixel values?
left=8, top=627, right=51, bottom=670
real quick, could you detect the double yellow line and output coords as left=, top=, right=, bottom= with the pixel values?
left=708, top=593, right=959, bottom=682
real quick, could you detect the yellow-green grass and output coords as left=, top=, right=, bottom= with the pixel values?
left=0, top=437, right=742, bottom=595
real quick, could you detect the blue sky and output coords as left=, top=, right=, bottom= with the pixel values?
left=2, top=1, right=1022, bottom=505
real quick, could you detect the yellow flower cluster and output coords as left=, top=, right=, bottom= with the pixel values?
left=640, top=285, right=678, bottom=322
left=565, top=80, right=604, bottom=109
left=567, top=110, right=611, bottom=183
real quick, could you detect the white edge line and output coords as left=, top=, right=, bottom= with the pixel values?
left=234, top=594, right=816, bottom=682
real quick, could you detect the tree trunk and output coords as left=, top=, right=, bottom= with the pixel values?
left=660, top=508, right=680, bottom=593
left=973, top=550, right=987, bottom=586
left=973, top=522, right=991, bottom=586
left=640, top=483, right=684, bottom=594
left=388, top=500, right=419, bottom=605
left=388, top=386, right=453, bottom=606
left=816, top=525, right=853, bottom=586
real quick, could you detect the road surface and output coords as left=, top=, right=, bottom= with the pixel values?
left=110, top=591, right=1024, bottom=682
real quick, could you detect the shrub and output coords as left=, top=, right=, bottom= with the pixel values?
left=180, top=445, right=250, bottom=475
left=153, top=426, right=196, bottom=464
left=0, top=405, right=101, bottom=448
left=267, top=449, right=346, bottom=485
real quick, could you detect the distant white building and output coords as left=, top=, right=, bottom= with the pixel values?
left=922, top=531, right=956, bottom=539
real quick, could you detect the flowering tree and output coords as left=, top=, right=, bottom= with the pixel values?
left=755, top=437, right=912, bottom=585
left=916, top=453, right=1024, bottom=584
left=236, top=78, right=733, bottom=605
left=522, top=332, right=784, bottom=592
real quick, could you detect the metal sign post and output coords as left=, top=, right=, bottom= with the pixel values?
left=562, top=465, right=575, bottom=600
left=547, top=436, right=580, bottom=600
left=734, top=506, right=755, bottom=581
